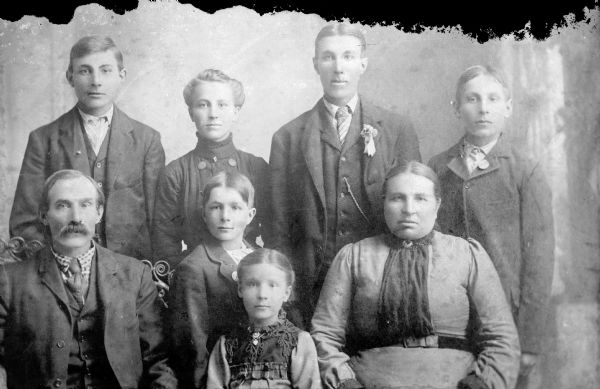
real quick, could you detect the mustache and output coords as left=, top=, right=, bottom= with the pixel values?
left=59, top=222, right=90, bottom=236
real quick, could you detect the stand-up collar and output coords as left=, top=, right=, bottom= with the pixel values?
left=195, top=133, right=237, bottom=159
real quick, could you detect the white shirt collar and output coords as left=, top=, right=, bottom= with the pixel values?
left=465, top=136, right=499, bottom=155
left=322, top=94, right=359, bottom=118
left=78, top=105, right=114, bottom=125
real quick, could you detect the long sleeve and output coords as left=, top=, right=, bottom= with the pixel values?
left=169, top=259, right=211, bottom=389
left=152, top=166, right=185, bottom=262
left=137, top=264, right=178, bottom=389
left=290, top=331, right=322, bottom=389
left=467, top=239, right=521, bottom=389
left=9, top=130, right=48, bottom=244
left=247, top=156, right=270, bottom=246
left=266, top=131, right=294, bottom=255
left=143, top=130, right=166, bottom=233
left=205, top=336, right=229, bottom=389
left=518, top=162, right=555, bottom=354
left=311, top=244, right=357, bottom=389
left=0, top=265, right=10, bottom=389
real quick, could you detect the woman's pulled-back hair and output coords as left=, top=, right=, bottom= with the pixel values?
left=382, top=160, right=441, bottom=202
left=183, top=68, right=245, bottom=108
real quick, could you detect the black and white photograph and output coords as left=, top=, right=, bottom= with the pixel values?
left=0, top=1, right=598, bottom=388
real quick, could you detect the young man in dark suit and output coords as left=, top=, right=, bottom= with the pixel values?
left=268, top=23, right=421, bottom=321
left=428, top=65, right=555, bottom=384
left=0, top=170, right=176, bottom=389
left=10, top=36, right=164, bottom=260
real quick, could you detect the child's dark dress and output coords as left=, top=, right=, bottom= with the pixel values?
left=206, top=318, right=321, bottom=389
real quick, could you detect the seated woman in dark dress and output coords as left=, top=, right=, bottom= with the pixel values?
left=311, top=161, right=520, bottom=389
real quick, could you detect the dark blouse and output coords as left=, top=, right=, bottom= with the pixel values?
left=151, top=134, right=268, bottom=266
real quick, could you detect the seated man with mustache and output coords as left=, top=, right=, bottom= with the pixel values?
left=0, top=169, right=176, bottom=389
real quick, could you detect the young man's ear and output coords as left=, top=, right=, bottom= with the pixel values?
left=359, top=56, right=369, bottom=74
left=312, top=56, right=319, bottom=75
left=451, top=100, right=461, bottom=118
left=504, top=98, right=513, bottom=118
left=66, top=71, right=74, bottom=88
left=202, top=206, right=208, bottom=224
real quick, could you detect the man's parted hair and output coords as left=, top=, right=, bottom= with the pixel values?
left=201, top=170, right=255, bottom=209
left=67, top=35, right=124, bottom=75
left=39, top=169, right=105, bottom=215
left=454, top=64, right=511, bottom=105
left=314, top=23, right=367, bottom=57
left=183, top=69, right=245, bottom=108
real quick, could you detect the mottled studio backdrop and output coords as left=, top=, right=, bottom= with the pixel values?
left=1, top=1, right=599, bottom=388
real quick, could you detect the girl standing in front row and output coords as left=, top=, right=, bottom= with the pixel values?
left=206, top=249, right=321, bottom=389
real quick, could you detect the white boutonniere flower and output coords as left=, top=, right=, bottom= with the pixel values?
left=360, top=124, right=378, bottom=157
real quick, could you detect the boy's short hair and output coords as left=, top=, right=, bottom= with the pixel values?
left=67, top=36, right=124, bottom=75
left=314, top=23, right=367, bottom=57
left=454, top=65, right=511, bottom=104
left=183, top=69, right=245, bottom=108
left=201, top=171, right=255, bottom=209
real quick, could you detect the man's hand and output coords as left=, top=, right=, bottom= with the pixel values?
left=519, top=352, right=538, bottom=376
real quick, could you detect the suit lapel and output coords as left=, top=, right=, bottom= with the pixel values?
left=58, top=107, right=92, bottom=175
left=468, top=136, right=510, bottom=179
left=95, top=246, right=119, bottom=332
left=445, top=140, right=470, bottom=181
left=341, top=103, right=363, bottom=153
left=360, top=100, right=386, bottom=207
left=301, top=101, right=327, bottom=208
left=205, top=241, right=238, bottom=282
left=38, top=247, right=70, bottom=312
left=446, top=136, right=508, bottom=181
left=105, top=107, right=133, bottom=195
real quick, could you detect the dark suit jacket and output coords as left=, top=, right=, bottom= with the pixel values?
left=0, top=245, right=176, bottom=389
left=267, top=97, right=421, bottom=309
left=168, top=239, right=247, bottom=389
left=428, top=136, right=555, bottom=354
left=9, top=106, right=165, bottom=259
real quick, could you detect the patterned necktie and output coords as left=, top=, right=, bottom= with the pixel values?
left=335, top=106, right=351, bottom=144
left=463, top=143, right=484, bottom=174
left=66, top=259, right=87, bottom=306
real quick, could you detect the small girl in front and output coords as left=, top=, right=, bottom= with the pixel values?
left=206, top=249, right=321, bottom=389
